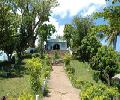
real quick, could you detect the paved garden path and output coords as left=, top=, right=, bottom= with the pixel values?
left=44, top=65, right=80, bottom=100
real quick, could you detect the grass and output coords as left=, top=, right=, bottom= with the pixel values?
left=0, top=59, right=32, bottom=98
left=0, top=75, right=31, bottom=98
left=70, top=60, right=96, bottom=83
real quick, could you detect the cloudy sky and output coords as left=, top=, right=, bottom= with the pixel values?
left=48, top=0, right=120, bottom=51
left=49, top=0, right=106, bottom=37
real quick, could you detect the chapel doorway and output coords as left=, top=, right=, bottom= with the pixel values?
left=53, top=44, right=60, bottom=50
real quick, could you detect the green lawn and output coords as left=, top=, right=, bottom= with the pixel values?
left=70, top=60, right=96, bottom=83
left=0, top=75, right=31, bottom=98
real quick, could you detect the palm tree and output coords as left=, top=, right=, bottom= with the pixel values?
left=94, top=5, right=120, bottom=50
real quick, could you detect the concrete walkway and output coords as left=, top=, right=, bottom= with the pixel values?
left=44, top=65, right=80, bottom=100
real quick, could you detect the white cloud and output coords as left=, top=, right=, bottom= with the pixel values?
left=52, top=0, right=106, bottom=18
left=83, top=6, right=96, bottom=16
left=46, top=17, right=64, bottom=38
left=50, top=0, right=106, bottom=38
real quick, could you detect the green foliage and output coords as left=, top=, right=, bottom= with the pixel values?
left=26, top=57, right=51, bottom=95
left=53, top=51, right=60, bottom=60
left=63, top=24, right=73, bottom=47
left=64, top=16, right=94, bottom=58
left=0, top=2, right=19, bottom=62
left=22, top=53, right=32, bottom=59
left=93, top=71, right=100, bottom=83
left=63, top=53, right=71, bottom=65
left=0, top=0, right=58, bottom=63
left=44, top=54, right=52, bottom=66
left=79, top=32, right=101, bottom=62
left=106, top=0, right=120, bottom=4
left=15, top=0, right=58, bottom=47
left=18, top=92, right=34, bottom=100
left=37, top=24, right=56, bottom=58
left=64, top=60, right=94, bottom=90
left=65, top=60, right=119, bottom=100
left=90, top=46, right=119, bottom=85
left=26, top=57, right=42, bottom=94
left=81, top=84, right=120, bottom=100
left=94, top=5, right=120, bottom=49
left=37, top=24, right=56, bottom=42
left=8, top=92, right=34, bottom=100
left=32, top=53, right=40, bottom=58
left=65, top=65, right=75, bottom=75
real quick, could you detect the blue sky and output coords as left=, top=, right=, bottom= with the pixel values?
left=48, top=0, right=120, bottom=51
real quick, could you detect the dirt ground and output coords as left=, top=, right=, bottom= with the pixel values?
left=44, top=65, right=80, bottom=100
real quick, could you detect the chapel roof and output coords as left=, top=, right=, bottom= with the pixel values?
left=47, top=39, right=66, bottom=43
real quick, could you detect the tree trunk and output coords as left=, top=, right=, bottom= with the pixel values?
left=6, top=53, right=12, bottom=63
left=16, top=51, right=22, bottom=64
left=39, top=39, right=44, bottom=58
left=28, top=36, right=36, bottom=48
left=113, top=35, right=117, bottom=50
left=103, top=71, right=111, bottom=86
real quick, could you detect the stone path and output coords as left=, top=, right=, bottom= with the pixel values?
left=44, top=65, right=80, bottom=100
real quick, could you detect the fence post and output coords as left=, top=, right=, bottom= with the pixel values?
left=36, top=95, right=39, bottom=100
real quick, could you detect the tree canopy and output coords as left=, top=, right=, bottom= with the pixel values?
left=64, top=16, right=94, bottom=57
left=94, top=3, right=120, bottom=50
left=0, top=0, right=58, bottom=61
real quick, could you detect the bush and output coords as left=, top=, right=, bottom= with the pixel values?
left=18, top=92, right=34, bottom=100
left=93, top=71, right=100, bottom=83
left=81, top=84, right=120, bottom=100
left=54, top=51, right=60, bottom=60
left=44, top=54, right=52, bottom=66
left=65, top=65, right=75, bottom=75
left=90, top=46, right=119, bottom=85
left=63, top=53, right=71, bottom=65
left=26, top=57, right=43, bottom=95
left=32, top=53, right=40, bottom=58
left=73, top=78, right=93, bottom=89
left=26, top=57, right=51, bottom=95
left=22, top=53, right=32, bottom=59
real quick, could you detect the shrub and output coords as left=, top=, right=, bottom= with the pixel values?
left=93, top=71, right=100, bottom=83
left=32, top=53, right=40, bottom=58
left=26, top=57, right=43, bottom=95
left=90, top=46, right=119, bottom=85
left=44, top=54, right=52, bottom=66
left=54, top=51, right=60, bottom=60
left=65, top=66, right=75, bottom=75
left=26, top=57, right=51, bottom=96
left=72, top=78, right=93, bottom=89
left=18, top=92, right=34, bottom=100
left=22, top=53, right=32, bottom=59
left=81, top=84, right=120, bottom=100
left=63, top=53, right=71, bottom=65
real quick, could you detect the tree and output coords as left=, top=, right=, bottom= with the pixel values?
left=0, top=2, right=19, bottom=62
left=37, top=24, right=55, bottom=58
left=64, top=16, right=94, bottom=57
left=2, top=0, right=58, bottom=61
left=94, top=4, right=120, bottom=50
left=79, top=32, right=101, bottom=62
left=90, top=46, right=119, bottom=85
left=0, top=0, right=58, bottom=62
left=106, top=0, right=120, bottom=3
left=63, top=24, right=73, bottom=47
left=72, top=16, right=93, bottom=48
left=13, top=0, right=58, bottom=47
